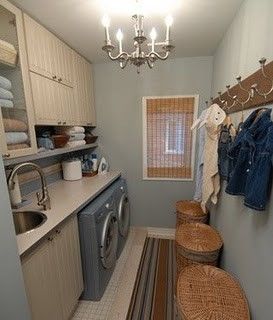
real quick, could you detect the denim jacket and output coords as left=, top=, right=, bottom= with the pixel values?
left=226, top=108, right=273, bottom=211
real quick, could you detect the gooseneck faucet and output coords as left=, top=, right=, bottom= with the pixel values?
left=8, top=162, right=51, bottom=211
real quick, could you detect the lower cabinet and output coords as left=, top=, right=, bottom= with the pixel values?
left=21, top=215, right=83, bottom=320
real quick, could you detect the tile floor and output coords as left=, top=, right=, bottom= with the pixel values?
left=72, top=227, right=147, bottom=320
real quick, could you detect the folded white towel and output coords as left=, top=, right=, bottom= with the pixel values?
left=0, top=99, right=13, bottom=108
left=5, top=132, right=28, bottom=145
left=57, top=126, right=85, bottom=135
left=0, top=76, right=11, bottom=90
left=0, top=87, right=13, bottom=100
left=69, top=133, right=85, bottom=141
left=66, top=140, right=86, bottom=148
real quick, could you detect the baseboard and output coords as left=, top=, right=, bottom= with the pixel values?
left=147, top=227, right=175, bottom=239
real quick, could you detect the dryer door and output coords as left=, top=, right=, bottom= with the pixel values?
left=117, top=193, right=130, bottom=238
left=100, top=211, right=118, bottom=269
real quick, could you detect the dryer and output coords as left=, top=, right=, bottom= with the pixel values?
left=78, top=188, right=118, bottom=301
left=112, top=178, right=131, bottom=259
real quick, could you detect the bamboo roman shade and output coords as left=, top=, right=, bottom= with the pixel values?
left=144, top=97, right=195, bottom=180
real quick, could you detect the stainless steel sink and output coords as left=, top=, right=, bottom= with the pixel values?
left=12, top=210, right=47, bottom=235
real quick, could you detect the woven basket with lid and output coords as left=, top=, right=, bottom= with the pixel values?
left=177, top=265, right=250, bottom=320
left=175, top=200, right=208, bottom=227
left=175, top=222, right=223, bottom=274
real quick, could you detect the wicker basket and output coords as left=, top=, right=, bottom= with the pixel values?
left=177, top=265, right=250, bottom=320
left=175, top=223, right=223, bottom=274
left=175, top=200, right=208, bottom=227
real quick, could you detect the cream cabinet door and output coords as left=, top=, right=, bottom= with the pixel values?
left=22, top=238, right=62, bottom=320
left=30, top=72, right=61, bottom=125
left=30, top=71, right=75, bottom=125
left=0, top=0, right=37, bottom=159
left=73, top=52, right=96, bottom=126
left=53, top=216, right=84, bottom=320
left=24, top=14, right=74, bottom=88
left=22, top=215, right=83, bottom=320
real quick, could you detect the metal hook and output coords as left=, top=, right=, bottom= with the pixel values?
left=205, top=100, right=209, bottom=108
left=251, top=57, right=273, bottom=99
left=236, top=76, right=252, bottom=105
left=218, top=91, right=227, bottom=110
left=226, top=85, right=237, bottom=110
left=210, top=97, right=214, bottom=104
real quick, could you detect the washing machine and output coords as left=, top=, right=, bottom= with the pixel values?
left=78, top=187, right=118, bottom=301
left=112, top=178, right=131, bottom=259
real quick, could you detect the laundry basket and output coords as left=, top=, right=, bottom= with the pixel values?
left=175, top=200, right=208, bottom=227
left=176, top=265, right=250, bottom=320
left=175, top=223, right=223, bottom=274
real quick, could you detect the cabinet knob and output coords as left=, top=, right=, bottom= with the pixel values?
left=3, top=153, right=10, bottom=158
left=52, top=75, right=57, bottom=80
left=57, top=121, right=62, bottom=125
left=58, top=78, right=62, bottom=82
left=47, top=236, right=54, bottom=242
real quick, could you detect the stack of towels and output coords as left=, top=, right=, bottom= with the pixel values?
left=0, top=75, right=13, bottom=108
left=57, top=126, right=86, bottom=148
left=4, top=118, right=29, bottom=150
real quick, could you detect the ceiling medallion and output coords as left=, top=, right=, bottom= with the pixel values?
left=101, top=7, right=174, bottom=73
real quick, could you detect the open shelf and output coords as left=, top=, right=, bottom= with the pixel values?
left=4, top=142, right=98, bottom=166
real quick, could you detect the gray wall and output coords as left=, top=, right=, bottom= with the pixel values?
left=211, top=0, right=273, bottom=96
left=211, top=0, right=273, bottom=318
left=0, top=157, right=30, bottom=320
left=93, top=56, right=213, bottom=227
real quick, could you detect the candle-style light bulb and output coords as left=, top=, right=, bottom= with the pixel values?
left=116, top=28, right=123, bottom=53
left=165, top=15, right=173, bottom=43
left=150, top=27, right=157, bottom=52
left=102, top=15, right=111, bottom=44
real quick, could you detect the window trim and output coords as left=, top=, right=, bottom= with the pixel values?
left=142, top=95, right=199, bottom=181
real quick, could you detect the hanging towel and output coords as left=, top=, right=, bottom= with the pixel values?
left=3, top=118, right=28, bottom=132
left=0, top=99, right=13, bottom=108
left=57, top=126, right=85, bottom=135
left=200, top=104, right=226, bottom=212
left=69, top=133, right=85, bottom=141
left=5, top=132, right=28, bottom=145
left=66, top=140, right=86, bottom=148
left=8, top=143, right=29, bottom=150
left=0, top=76, right=11, bottom=90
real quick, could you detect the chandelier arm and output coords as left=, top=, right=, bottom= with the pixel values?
left=120, top=58, right=129, bottom=69
left=107, top=51, right=130, bottom=61
left=148, top=51, right=169, bottom=61
left=146, top=59, right=154, bottom=69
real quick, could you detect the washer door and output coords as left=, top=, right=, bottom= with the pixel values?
left=100, top=211, right=118, bottom=269
left=117, top=193, right=130, bottom=238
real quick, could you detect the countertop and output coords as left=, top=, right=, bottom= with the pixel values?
left=16, top=171, right=121, bottom=256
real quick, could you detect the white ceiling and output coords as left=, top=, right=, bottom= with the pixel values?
left=11, top=0, right=244, bottom=63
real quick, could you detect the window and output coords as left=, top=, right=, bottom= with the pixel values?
left=142, top=95, right=198, bottom=180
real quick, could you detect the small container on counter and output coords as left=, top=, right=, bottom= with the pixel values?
left=62, top=159, right=82, bottom=181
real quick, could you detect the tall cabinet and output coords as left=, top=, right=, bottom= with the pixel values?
left=0, top=0, right=37, bottom=159
left=23, top=14, right=96, bottom=127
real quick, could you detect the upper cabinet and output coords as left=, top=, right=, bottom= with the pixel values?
left=24, top=15, right=74, bottom=88
left=23, top=14, right=96, bottom=127
left=0, top=0, right=37, bottom=159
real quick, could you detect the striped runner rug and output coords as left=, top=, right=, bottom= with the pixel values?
left=127, top=237, right=179, bottom=320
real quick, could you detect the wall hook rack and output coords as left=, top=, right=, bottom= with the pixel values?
left=226, top=85, right=237, bottom=110
left=251, top=58, right=273, bottom=99
left=218, top=91, right=228, bottom=110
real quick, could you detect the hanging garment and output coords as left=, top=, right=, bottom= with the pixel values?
left=201, top=104, right=226, bottom=211
left=0, top=76, right=12, bottom=91
left=218, top=123, right=236, bottom=180
left=226, top=108, right=273, bottom=211
left=192, top=108, right=208, bottom=201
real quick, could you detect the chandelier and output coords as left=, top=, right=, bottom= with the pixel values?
left=101, top=9, right=175, bottom=73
